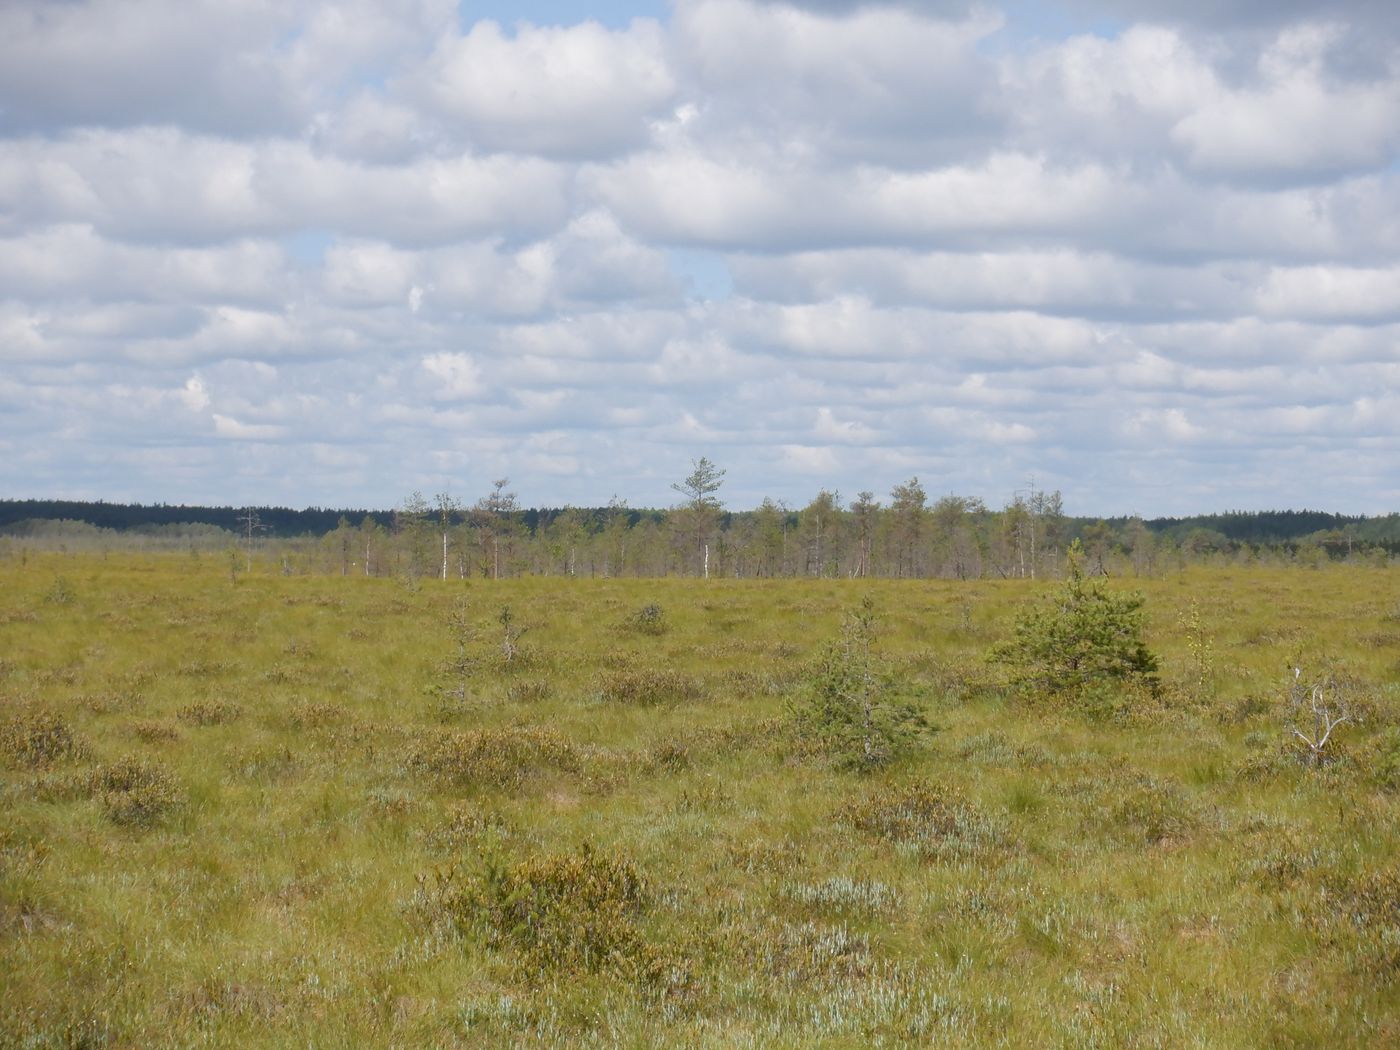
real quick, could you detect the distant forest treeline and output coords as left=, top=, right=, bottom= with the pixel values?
left=3, top=492, right=1397, bottom=579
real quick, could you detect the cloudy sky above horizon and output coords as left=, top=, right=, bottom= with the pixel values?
left=3, top=0, right=1399, bottom=516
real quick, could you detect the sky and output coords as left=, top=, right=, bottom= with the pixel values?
left=2, top=0, right=1399, bottom=517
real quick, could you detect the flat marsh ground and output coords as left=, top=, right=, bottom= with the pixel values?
left=3, top=553, right=1399, bottom=1047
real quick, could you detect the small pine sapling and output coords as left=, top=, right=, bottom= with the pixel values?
left=498, top=605, right=529, bottom=665
left=432, top=597, right=478, bottom=708
left=790, top=597, right=930, bottom=771
left=991, top=540, right=1158, bottom=702
left=1180, top=597, right=1216, bottom=700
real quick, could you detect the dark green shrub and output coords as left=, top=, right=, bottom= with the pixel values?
left=991, top=542, right=1158, bottom=701
left=789, top=598, right=930, bottom=771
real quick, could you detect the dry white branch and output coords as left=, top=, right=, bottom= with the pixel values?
left=1289, top=670, right=1351, bottom=767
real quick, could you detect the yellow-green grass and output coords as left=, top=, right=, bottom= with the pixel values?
left=2, top=553, right=1399, bottom=1046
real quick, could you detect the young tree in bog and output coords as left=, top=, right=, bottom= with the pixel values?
left=472, top=479, right=519, bottom=579
left=396, top=492, right=434, bottom=581
left=992, top=541, right=1159, bottom=700
left=850, top=491, right=879, bottom=578
left=790, top=597, right=931, bottom=771
left=798, top=490, right=842, bottom=577
left=434, top=492, right=460, bottom=581
left=888, top=477, right=927, bottom=577
left=671, top=457, right=725, bottom=578
left=753, top=497, right=788, bottom=578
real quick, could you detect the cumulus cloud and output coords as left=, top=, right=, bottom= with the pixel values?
left=0, top=0, right=456, bottom=137
left=1170, top=25, right=1400, bottom=180
left=2, top=0, right=1397, bottom=514
left=671, top=0, right=1004, bottom=165
left=407, top=17, right=675, bottom=157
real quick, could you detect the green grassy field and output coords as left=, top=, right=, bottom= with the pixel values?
left=3, top=553, right=1399, bottom=1047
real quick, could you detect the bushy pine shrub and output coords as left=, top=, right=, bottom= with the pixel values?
left=991, top=542, right=1158, bottom=701
left=789, top=598, right=930, bottom=771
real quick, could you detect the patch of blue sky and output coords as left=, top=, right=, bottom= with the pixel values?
left=981, top=0, right=1127, bottom=52
left=282, top=230, right=336, bottom=267
left=456, top=0, right=669, bottom=30
left=668, top=248, right=733, bottom=302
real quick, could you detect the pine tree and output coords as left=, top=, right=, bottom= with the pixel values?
left=992, top=541, right=1158, bottom=698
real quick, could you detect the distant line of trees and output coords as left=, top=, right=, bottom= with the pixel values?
left=3, top=480, right=1397, bottom=578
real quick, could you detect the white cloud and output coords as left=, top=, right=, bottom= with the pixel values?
left=213, top=414, right=289, bottom=440
left=673, top=0, right=1003, bottom=164
left=1254, top=264, right=1400, bottom=321
left=179, top=377, right=211, bottom=412
left=0, top=0, right=456, bottom=136
left=409, top=17, right=675, bottom=157
left=1170, top=25, right=1400, bottom=180
left=0, top=131, right=571, bottom=245
left=421, top=352, right=484, bottom=399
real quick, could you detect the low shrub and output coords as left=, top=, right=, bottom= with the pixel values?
left=838, top=779, right=1003, bottom=860
left=789, top=598, right=931, bottom=772
left=409, top=725, right=579, bottom=791
left=753, top=919, right=873, bottom=984
left=1, top=712, right=85, bottom=768
left=623, top=602, right=669, bottom=636
left=1374, top=726, right=1400, bottom=790
left=505, top=679, right=554, bottom=704
left=130, top=719, right=181, bottom=744
left=1110, top=777, right=1202, bottom=845
left=287, top=701, right=348, bottom=729
left=426, top=807, right=515, bottom=853
left=596, top=667, right=703, bottom=706
left=43, top=576, right=76, bottom=605
left=422, top=843, right=689, bottom=993
left=92, top=758, right=183, bottom=827
left=176, top=700, right=243, bottom=727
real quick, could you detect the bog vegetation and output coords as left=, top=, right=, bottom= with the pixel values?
left=2, top=545, right=1399, bottom=1046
